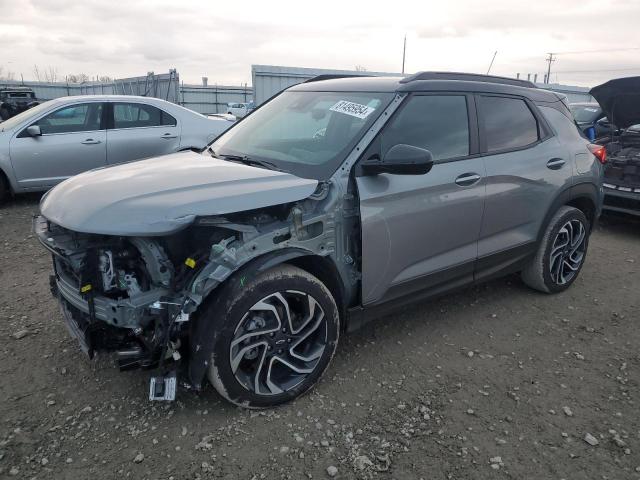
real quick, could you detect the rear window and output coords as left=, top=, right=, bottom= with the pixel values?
left=570, top=105, right=602, bottom=123
left=113, top=103, right=176, bottom=129
left=480, top=96, right=539, bottom=152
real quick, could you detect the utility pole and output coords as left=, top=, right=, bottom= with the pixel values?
left=402, top=34, right=407, bottom=74
left=545, top=52, right=556, bottom=84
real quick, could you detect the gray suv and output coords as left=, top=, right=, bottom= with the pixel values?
left=35, top=72, right=604, bottom=407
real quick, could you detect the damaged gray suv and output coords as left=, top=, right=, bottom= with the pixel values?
left=36, top=72, right=604, bottom=407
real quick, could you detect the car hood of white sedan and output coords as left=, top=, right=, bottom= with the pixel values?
left=40, top=151, right=318, bottom=236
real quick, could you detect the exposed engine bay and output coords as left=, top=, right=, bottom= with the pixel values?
left=597, top=127, right=640, bottom=214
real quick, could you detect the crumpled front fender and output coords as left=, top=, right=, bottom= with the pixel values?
left=187, top=247, right=314, bottom=390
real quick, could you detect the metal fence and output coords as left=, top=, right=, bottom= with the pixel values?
left=252, top=64, right=402, bottom=106
left=180, top=84, right=252, bottom=114
left=0, top=71, right=253, bottom=115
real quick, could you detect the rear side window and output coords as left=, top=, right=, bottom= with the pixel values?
left=479, top=96, right=539, bottom=152
left=113, top=103, right=176, bottom=129
left=381, top=95, right=470, bottom=161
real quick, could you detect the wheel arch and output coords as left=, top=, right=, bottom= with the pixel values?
left=537, top=182, right=599, bottom=244
left=187, top=247, right=344, bottom=389
left=0, top=166, right=12, bottom=200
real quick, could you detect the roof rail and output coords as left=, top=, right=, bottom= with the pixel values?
left=400, top=71, right=536, bottom=88
left=304, top=74, right=370, bottom=83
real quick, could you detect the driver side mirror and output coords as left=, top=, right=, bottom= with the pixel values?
left=360, top=144, right=434, bottom=176
left=26, top=125, right=42, bottom=137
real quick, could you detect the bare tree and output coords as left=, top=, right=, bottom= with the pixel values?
left=0, top=66, right=16, bottom=81
left=354, top=65, right=368, bottom=72
left=33, top=65, right=59, bottom=82
left=66, top=73, right=90, bottom=84
left=98, top=75, right=113, bottom=83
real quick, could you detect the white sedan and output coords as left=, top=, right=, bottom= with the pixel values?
left=0, top=95, right=234, bottom=201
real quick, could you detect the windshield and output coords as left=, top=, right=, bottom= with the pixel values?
left=210, top=90, right=394, bottom=179
left=570, top=105, right=602, bottom=123
left=0, top=101, right=52, bottom=131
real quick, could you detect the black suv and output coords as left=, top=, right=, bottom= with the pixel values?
left=0, top=86, right=39, bottom=120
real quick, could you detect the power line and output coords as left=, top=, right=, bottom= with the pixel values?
left=552, top=66, right=640, bottom=74
left=553, top=47, right=640, bottom=55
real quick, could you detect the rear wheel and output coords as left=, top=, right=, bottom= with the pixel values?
left=0, top=107, right=9, bottom=121
left=521, top=206, right=589, bottom=293
left=0, top=173, right=9, bottom=204
left=205, top=265, right=340, bottom=408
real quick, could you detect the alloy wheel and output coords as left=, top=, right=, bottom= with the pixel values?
left=549, top=219, right=587, bottom=285
left=229, top=290, right=327, bottom=396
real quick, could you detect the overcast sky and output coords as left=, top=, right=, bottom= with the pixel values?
left=1, top=0, right=639, bottom=87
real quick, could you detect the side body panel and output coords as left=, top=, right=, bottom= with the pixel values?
left=357, top=160, right=485, bottom=305
left=105, top=102, right=181, bottom=164
left=9, top=130, right=107, bottom=189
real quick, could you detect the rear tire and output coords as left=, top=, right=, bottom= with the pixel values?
left=521, top=206, right=590, bottom=293
left=0, top=108, right=9, bottom=121
left=204, top=264, right=340, bottom=408
left=0, top=173, right=9, bottom=204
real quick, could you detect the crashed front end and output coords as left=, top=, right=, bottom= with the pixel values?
left=35, top=216, right=185, bottom=371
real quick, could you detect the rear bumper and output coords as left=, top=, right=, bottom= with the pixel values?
left=602, top=186, right=640, bottom=216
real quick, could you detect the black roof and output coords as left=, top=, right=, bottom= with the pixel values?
left=290, top=72, right=563, bottom=103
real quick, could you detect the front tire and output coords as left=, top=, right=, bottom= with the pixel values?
left=521, top=206, right=590, bottom=293
left=0, top=173, right=9, bottom=204
left=205, top=265, right=340, bottom=408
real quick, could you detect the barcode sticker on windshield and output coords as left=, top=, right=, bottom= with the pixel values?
left=330, top=101, right=375, bottom=119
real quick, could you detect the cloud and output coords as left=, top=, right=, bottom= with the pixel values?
left=0, top=0, right=639, bottom=87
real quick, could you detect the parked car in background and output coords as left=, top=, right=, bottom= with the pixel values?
left=226, top=101, right=254, bottom=118
left=0, top=86, right=40, bottom=121
left=0, top=95, right=233, bottom=202
left=35, top=72, right=602, bottom=406
left=569, top=102, right=615, bottom=140
left=591, top=76, right=640, bottom=216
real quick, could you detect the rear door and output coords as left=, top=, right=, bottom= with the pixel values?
left=475, top=94, right=573, bottom=279
left=9, top=102, right=106, bottom=189
left=356, top=93, right=486, bottom=306
left=105, top=102, right=180, bottom=164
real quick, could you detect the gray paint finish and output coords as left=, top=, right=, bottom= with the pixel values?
left=40, top=151, right=318, bottom=236
left=357, top=158, right=486, bottom=305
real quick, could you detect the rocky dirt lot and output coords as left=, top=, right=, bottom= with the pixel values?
left=1, top=195, right=639, bottom=480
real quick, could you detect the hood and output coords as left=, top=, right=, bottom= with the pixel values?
left=40, top=151, right=318, bottom=236
left=590, top=77, right=640, bottom=129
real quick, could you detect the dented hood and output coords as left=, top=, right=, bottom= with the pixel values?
left=40, top=151, right=318, bottom=236
left=590, top=77, right=640, bottom=129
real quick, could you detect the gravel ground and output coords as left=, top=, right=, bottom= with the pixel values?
left=1, top=195, right=639, bottom=480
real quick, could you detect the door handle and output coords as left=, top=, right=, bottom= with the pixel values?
left=455, top=173, right=481, bottom=186
left=81, top=139, right=101, bottom=145
left=546, top=158, right=565, bottom=170
left=160, top=133, right=177, bottom=139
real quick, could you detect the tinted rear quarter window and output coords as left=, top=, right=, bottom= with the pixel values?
left=381, top=95, right=470, bottom=161
left=113, top=103, right=176, bottom=129
left=480, top=96, right=539, bottom=152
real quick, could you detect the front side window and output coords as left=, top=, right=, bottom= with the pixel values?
left=380, top=95, right=470, bottom=161
left=113, top=103, right=176, bottom=129
left=211, top=91, right=394, bottom=179
left=480, top=96, right=539, bottom=152
left=35, top=103, right=103, bottom=134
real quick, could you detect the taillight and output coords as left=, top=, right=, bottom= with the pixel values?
left=587, top=143, right=607, bottom=164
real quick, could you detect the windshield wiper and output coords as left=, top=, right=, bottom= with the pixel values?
left=213, top=152, right=283, bottom=172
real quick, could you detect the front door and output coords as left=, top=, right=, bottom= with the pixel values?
left=106, top=102, right=180, bottom=165
left=356, top=93, right=486, bottom=306
left=10, top=102, right=106, bottom=189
